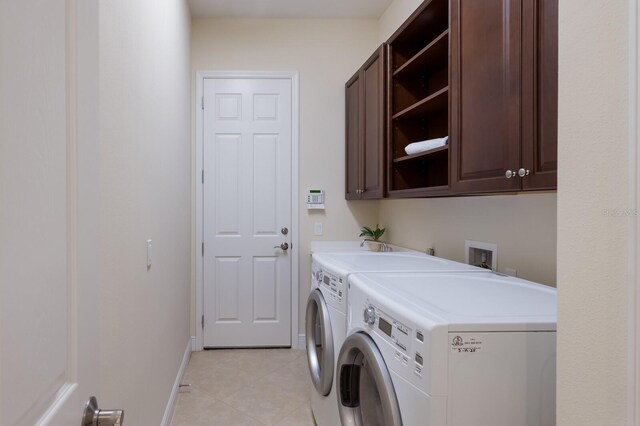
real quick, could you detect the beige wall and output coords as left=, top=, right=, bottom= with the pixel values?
left=99, top=0, right=192, bottom=424
left=376, top=1, right=558, bottom=286
left=379, top=194, right=557, bottom=285
left=378, top=0, right=422, bottom=41
left=557, top=0, right=631, bottom=424
left=191, top=18, right=380, bottom=336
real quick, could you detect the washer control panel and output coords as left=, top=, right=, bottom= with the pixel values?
left=320, top=269, right=344, bottom=304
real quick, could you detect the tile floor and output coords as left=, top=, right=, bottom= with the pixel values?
left=171, top=348, right=316, bottom=425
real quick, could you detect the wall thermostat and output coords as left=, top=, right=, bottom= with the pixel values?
left=306, top=189, right=325, bottom=209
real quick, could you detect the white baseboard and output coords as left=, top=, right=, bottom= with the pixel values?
left=191, top=335, right=197, bottom=351
left=161, top=338, right=192, bottom=426
left=298, top=333, right=305, bottom=350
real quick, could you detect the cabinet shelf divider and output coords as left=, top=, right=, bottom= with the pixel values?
left=393, top=29, right=449, bottom=77
left=392, top=86, right=449, bottom=120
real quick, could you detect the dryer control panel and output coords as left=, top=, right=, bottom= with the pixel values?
left=350, top=283, right=443, bottom=396
left=365, top=303, right=430, bottom=384
left=367, top=306, right=412, bottom=363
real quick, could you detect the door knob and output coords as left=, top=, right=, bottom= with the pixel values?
left=281, top=227, right=288, bottom=235
left=83, top=396, right=124, bottom=426
left=274, top=242, right=289, bottom=251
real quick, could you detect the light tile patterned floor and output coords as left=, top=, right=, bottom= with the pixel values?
left=171, top=348, right=316, bottom=426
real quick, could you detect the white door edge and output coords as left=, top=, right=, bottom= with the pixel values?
left=194, top=70, right=300, bottom=350
left=629, top=0, right=640, bottom=423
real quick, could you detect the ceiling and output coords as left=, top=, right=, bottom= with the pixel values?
left=188, top=0, right=393, bottom=19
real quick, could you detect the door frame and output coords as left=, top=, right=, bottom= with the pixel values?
left=630, top=0, right=640, bottom=422
left=194, top=71, right=300, bottom=350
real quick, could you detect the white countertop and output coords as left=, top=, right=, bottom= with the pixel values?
left=309, top=240, right=418, bottom=254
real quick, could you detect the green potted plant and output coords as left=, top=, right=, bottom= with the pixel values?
left=359, top=224, right=386, bottom=252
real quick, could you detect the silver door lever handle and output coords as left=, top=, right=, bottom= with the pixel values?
left=274, top=242, right=289, bottom=251
left=83, top=397, right=124, bottom=426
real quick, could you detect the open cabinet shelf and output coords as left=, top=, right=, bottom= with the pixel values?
left=392, top=86, right=448, bottom=120
left=393, top=30, right=449, bottom=78
left=393, top=145, right=448, bottom=163
left=387, top=0, right=451, bottom=197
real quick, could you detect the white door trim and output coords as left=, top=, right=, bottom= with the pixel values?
left=195, top=71, right=300, bottom=350
left=629, top=0, right=640, bottom=422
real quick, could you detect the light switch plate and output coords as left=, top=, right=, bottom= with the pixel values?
left=314, top=222, right=323, bottom=236
left=146, top=239, right=152, bottom=269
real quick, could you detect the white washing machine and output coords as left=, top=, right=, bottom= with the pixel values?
left=305, top=252, right=484, bottom=426
left=337, top=271, right=557, bottom=426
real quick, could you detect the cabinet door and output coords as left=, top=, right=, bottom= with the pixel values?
left=345, top=71, right=361, bottom=200
left=451, top=0, right=522, bottom=193
left=361, top=46, right=385, bottom=199
left=522, top=0, right=558, bottom=190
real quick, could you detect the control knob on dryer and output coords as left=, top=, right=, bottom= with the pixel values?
left=314, top=270, right=323, bottom=283
left=363, top=306, right=376, bottom=325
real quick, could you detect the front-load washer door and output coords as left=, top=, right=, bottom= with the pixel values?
left=337, top=332, right=402, bottom=426
left=305, top=288, right=334, bottom=396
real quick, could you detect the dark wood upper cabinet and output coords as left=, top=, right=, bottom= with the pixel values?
left=345, top=45, right=386, bottom=200
left=345, top=72, right=361, bottom=199
left=450, top=0, right=523, bottom=193
left=346, top=0, right=557, bottom=199
left=451, top=0, right=558, bottom=194
left=522, top=0, right=558, bottom=190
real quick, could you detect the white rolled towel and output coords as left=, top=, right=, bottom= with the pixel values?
left=404, top=136, right=448, bottom=155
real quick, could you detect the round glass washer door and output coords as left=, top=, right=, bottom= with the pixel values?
left=337, top=332, right=402, bottom=426
left=305, top=288, right=334, bottom=396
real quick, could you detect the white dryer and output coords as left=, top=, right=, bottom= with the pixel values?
left=337, top=272, right=557, bottom=426
left=305, top=252, right=483, bottom=426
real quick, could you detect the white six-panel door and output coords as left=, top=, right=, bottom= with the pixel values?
left=1, top=1, right=100, bottom=424
left=203, top=78, right=292, bottom=347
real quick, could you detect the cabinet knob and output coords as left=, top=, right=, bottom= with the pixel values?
left=505, top=170, right=515, bottom=179
left=518, top=168, right=530, bottom=178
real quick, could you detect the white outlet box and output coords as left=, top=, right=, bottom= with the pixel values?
left=314, top=222, right=323, bottom=236
left=465, top=240, right=497, bottom=270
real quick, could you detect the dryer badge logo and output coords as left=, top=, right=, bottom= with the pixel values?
left=451, top=335, right=483, bottom=354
